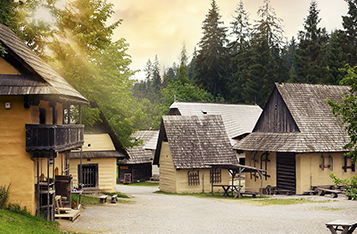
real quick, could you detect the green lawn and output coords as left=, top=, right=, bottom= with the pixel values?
left=0, top=209, right=62, bottom=234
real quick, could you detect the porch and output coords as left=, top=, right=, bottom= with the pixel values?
left=25, top=124, right=85, bottom=153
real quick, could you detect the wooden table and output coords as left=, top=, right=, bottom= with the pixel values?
left=213, top=185, right=241, bottom=197
left=71, top=190, right=82, bottom=210
left=326, top=220, right=357, bottom=234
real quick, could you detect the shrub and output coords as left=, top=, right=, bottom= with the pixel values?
left=330, top=173, right=357, bottom=200
left=0, top=184, right=10, bottom=209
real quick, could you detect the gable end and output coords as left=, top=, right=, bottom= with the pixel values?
left=254, top=87, right=299, bottom=133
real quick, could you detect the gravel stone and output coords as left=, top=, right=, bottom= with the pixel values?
left=57, top=185, right=357, bottom=234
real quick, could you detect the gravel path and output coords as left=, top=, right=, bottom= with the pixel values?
left=58, top=185, right=357, bottom=234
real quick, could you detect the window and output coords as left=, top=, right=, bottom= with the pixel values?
left=319, top=154, right=333, bottom=171
left=343, top=156, right=355, bottom=172
left=188, top=170, right=200, bottom=186
left=78, top=164, right=98, bottom=188
left=210, top=169, right=221, bottom=183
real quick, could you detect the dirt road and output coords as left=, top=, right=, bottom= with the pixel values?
left=58, top=185, right=357, bottom=234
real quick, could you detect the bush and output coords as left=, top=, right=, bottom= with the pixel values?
left=0, top=184, right=10, bottom=209
left=330, top=173, right=357, bottom=200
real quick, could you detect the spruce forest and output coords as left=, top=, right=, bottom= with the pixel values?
left=1, top=0, right=357, bottom=148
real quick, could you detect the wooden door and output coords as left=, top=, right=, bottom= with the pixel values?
left=276, top=152, right=296, bottom=194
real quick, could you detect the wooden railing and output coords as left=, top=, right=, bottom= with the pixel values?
left=25, top=124, right=84, bottom=152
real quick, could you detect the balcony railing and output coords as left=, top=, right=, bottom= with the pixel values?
left=26, top=124, right=84, bottom=152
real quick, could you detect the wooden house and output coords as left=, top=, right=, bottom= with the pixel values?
left=235, top=83, right=355, bottom=195
left=153, top=115, right=238, bottom=193
left=118, top=130, right=159, bottom=182
left=0, top=23, right=88, bottom=220
left=69, top=108, right=128, bottom=192
left=168, top=101, right=262, bottom=164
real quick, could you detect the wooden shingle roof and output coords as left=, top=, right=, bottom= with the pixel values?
left=125, top=130, right=158, bottom=164
left=235, top=83, right=351, bottom=153
left=154, top=115, right=238, bottom=169
left=169, top=102, right=262, bottom=145
left=0, top=23, right=88, bottom=105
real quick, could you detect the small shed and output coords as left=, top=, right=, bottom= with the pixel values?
left=118, top=130, right=159, bottom=182
left=235, top=83, right=355, bottom=195
left=153, top=115, right=238, bottom=193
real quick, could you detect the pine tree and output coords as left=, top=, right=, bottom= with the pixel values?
left=283, top=37, right=298, bottom=82
left=295, top=1, right=329, bottom=84
left=340, top=0, right=357, bottom=66
left=324, top=30, right=346, bottom=84
left=241, top=0, right=286, bottom=106
left=194, top=0, right=229, bottom=99
left=188, top=47, right=197, bottom=81
left=227, top=0, right=251, bottom=103
left=152, top=55, right=161, bottom=92
left=177, top=42, right=189, bottom=84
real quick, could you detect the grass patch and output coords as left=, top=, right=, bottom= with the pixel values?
left=123, top=181, right=159, bottom=187
left=312, top=207, right=343, bottom=211
left=0, top=209, right=63, bottom=234
left=74, top=193, right=132, bottom=206
left=246, top=198, right=328, bottom=206
left=104, top=192, right=130, bottom=199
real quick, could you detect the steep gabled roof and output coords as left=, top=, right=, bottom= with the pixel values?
left=169, top=102, right=262, bottom=145
left=154, top=115, right=238, bottom=169
left=235, top=83, right=350, bottom=153
left=276, top=83, right=348, bottom=134
left=125, top=130, right=158, bottom=164
left=0, top=23, right=88, bottom=105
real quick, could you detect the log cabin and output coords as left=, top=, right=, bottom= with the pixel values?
left=235, top=83, right=356, bottom=195
left=0, top=23, right=88, bottom=220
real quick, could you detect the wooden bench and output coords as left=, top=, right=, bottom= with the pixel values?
left=303, top=190, right=318, bottom=195
left=111, top=194, right=118, bottom=203
left=273, top=189, right=293, bottom=195
left=326, top=220, right=357, bottom=234
left=317, top=188, right=342, bottom=198
left=54, top=195, right=80, bottom=221
left=99, top=195, right=108, bottom=204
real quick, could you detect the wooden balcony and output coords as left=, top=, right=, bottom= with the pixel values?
left=26, top=124, right=84, bottom=153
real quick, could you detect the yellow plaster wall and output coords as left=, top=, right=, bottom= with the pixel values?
left=81, top=134, right=115, bottom=151
left=175, top=168, right=231, bottom=194
left=244, top=151, right=277, bottom=192
left=0, top=57, right=20, bottom=74
left=69, top=157, right=117, bottom=192
left=158, top=142, right=176, bottom=193
left=31, top=101, right=63, bottom=124
left=0, top=96, right=66, bottom=215
left=0, top=96, right=35, bottom=213
left=35, top=153, right=67, bottom=180
left=245, top=151, right=357, bottom=194
left=296, top=153, right=357, bottom=194
left=158, top=142, right=232, bottom=193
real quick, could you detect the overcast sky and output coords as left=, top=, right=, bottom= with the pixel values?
left=108, top=0, right=348, bottom=81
